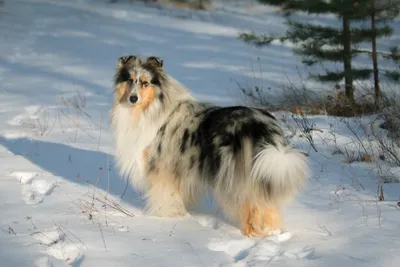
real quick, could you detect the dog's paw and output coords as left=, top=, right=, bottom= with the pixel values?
left=242, top=223, right=283, bottom=238
left=145, top=204, right=187, bottom=218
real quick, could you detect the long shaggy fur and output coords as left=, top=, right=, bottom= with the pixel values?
left=110, top=55, right=309, bottom=237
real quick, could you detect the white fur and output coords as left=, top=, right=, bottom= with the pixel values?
left=144, top=174, right=187, bottom=217
left=250, top=144, right=309, bottom=204
left=112, top=105, right=161, bottom=190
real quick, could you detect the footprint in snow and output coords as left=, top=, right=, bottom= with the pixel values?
left=11, top=171, right=39, bottom=184
left=11, top=171, right=56, bottom=205
left=35, top=256, right=71, bottom=267
left=33, top=227, right=85, bottom=266
left=208, top=231, right=314, bottom=266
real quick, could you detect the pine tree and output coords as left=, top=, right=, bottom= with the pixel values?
left=350, top=0, right=400, bottom=108
left=239, top=0, right=397, bottom=103
left=384, top=46, right=400, bottom=82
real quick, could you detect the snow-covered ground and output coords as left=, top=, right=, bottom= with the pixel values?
left=0, top=0, right=399, bottom=266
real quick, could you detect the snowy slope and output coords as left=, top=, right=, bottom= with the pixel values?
left=0, top=0, right=400, bottom=266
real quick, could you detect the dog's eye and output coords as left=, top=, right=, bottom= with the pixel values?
left=142, top=82, right=149, bottom=88
left=127, top=78, right=133, bottom=85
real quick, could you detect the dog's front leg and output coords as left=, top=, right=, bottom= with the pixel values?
left=144, top=170, right=187, bottom=217
left=142, top=147, right=187, bottom=217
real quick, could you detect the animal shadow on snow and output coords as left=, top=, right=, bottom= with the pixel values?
left=0, top=136, right=224, bottom=223
left=0, top=136, right=146, bottom=211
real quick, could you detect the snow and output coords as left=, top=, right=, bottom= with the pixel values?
left=0, top=0, right=400, bottom=266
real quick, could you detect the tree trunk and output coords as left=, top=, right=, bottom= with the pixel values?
left=198, top=0, right=204, bottom=9
left=371, top=0, right=380, bottom=109
left=342, top=14, right=354, bottom=103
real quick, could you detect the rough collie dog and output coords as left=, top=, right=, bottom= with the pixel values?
left=110, top=55, right=309, bottom=237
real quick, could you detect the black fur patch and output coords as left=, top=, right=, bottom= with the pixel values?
left=155, top=124, right=167, bottom=155
left=262, top=180, right=273, bottom=197
left=189, top=155, right=196, bottom=169
left=115, top=68, right=130, bottom=85
left=180, top=129, right=190, bottom=153
left=190, top=132, right=198, bottom=146
left=141, top=61, right=166, bottom=87
left=256, top=108, right=276, bottom=120
left=148, top=156, right=157, bottom=173
left=159, top=93, right=164, bottom=103
left=194, top=106, right=280, bottom=182
left=158, top=124, right=167, bottom=139
left=157, top=142, right=162, bottom=154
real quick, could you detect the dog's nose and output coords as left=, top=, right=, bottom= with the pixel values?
left=128, top=95, right=138, bottom=104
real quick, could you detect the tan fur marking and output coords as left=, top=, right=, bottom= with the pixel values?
left=241, top=203, right=255, bottom=236
left=131, top=75, right=157, bottom=119
left=241, top=203, right=283, bottom=237
left=142, top=146, right=150, bottom=162
left=142, top=145, right=157, bottom=174
left=118, top=82, right=127, bottom=99
left=138, top=85, right=156, bottom=108
left=262, top=206, right=283, bottom=231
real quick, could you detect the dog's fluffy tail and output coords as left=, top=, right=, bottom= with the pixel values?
left=250, top=144, right=309, bottom=204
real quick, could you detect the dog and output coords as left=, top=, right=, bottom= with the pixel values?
left=110, top=55, right=309, bottom=237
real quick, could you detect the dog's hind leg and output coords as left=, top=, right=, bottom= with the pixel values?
left=240, top=202, right=283, bottom=237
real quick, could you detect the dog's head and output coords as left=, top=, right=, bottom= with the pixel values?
left=114, top=55, right=167, bottom=112
left=113, top=55, right=142, bottom=104
left=113, top=55, right=194, bottom=125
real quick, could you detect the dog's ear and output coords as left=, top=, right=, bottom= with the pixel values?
left=146, top=56, right=164, bottom=68
left=117, top=55, right=137, bottom=69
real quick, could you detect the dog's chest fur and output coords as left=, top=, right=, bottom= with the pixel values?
left=112, top=105, right=160, bottom=189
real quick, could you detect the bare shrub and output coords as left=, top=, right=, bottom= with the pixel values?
left=57, top=92, right=102, bottom=143
left=20, top=107, right=57, bottom=138
left=373, top=106, right=400, bottom=167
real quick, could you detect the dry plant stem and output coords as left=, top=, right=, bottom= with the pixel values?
left=59, top=109, right=96, bottom=141
left=346, top=164, right=365, bottom=190
left=93, top=196, right=135, bottom=217
left=88, top=173, right=101, bottom=220
left=56, top=222, right=87, bottom=249
left=120, top=180, right=130, bottom=199
left=291, top=113, right=319, bottom=152
left=59, top=91, right=101, bottom=129
left=318, top=224, right=332, bottom=236
left=29, top=220, right=58, bottom=245
left=98, top=223, right=108, bottom=252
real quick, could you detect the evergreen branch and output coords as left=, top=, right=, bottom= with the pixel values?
left=286, top=20, right=342, bottom=45
left=388, top=46, right=400, bottom=62
left=285, top=21, right=392, bottom=45
left=352, top=49, right=397, bottom=59
left=282, top=0, right=340, bottom=14
left=293, top=44, right=345, bottom=63
left=351, top=25, right=393, bottom=43
left=383, top=70, right=400, bottom=82
left=353, top=46, right=400, bottom=61
left=311, top=68, right=372, bottom=82
left=350, top=0, right=400, bottom=20
left=238, top=32, right=280, bottom=47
